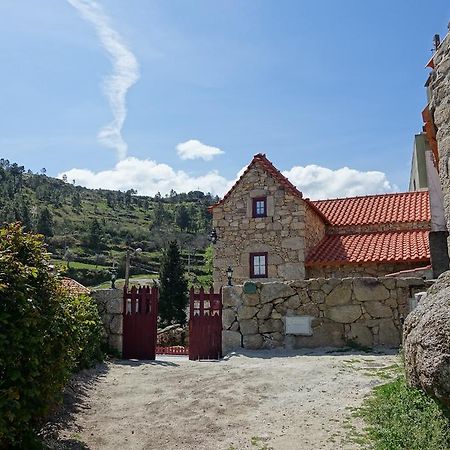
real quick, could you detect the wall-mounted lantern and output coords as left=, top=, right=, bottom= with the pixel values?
left=210, top=228, right=218, bottom=244
left=227, top=265, right=233, bottom=286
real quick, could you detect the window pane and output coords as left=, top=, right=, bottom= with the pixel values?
left=256, top=200, right=265, bottom=215
left=253, top=255, right=266, bottom=276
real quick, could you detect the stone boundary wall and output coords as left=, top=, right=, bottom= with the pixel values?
left=91, top=289, right=123, bottom=355
left=222, top=277, right=432, bottom=353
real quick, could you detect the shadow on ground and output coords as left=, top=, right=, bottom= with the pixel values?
left=40, top=362, right=109, bottom=449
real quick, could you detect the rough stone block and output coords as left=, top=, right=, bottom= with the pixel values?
left=240, top=319, right=258, bottom=335
left=237, top=305, right=258, bottom=320
left=346, top=323, right=373, bottom=348
left=222, top=330, right=242, bottom=354
left=243, top=334, right=264, bottom=350
left=325, top=305, right=362, bottom=323
left=223, top=286, right=243, bottom=307
left=296, top=303, right=320, bottom=317
left=294, top=321, right=345, bottom=348
left=260, top=282, right=295, bottom=303
left=286, top=294, right=301, bottom=309
left=354, top=278, right=390, bottom=302
left=364, top=301, right=393, bottom=319
left=109, top=314, right=123, bottom=334
left=257, top=303, right=273, bottom=320
left=378, top=319, right=400, bottom=347
left=222, top=308, right=237, bottom=329
left=259, top=318, right=284, bottom=333
left=325, top=284, right=352, bottom=306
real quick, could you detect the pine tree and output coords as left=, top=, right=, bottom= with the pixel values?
left=175, top=204, right=191, bottom=232
left=159, top=240, right=188, bottom=326
left=36, top=207, right=54, bottom=237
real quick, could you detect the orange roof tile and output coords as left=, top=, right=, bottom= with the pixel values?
left=210, top=153, right=329, bottom=223
left=61, top=277, right=91, bottom=295
left=311, top=191, right=430, bottom=227
left=305, top=230, right=430, bottom=266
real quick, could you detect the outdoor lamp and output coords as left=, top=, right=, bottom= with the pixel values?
left=210, top=228, right=218, bottom=244
left=227, top=266, right=233, bottom=286
left=110, top=266, right=117, bottom=289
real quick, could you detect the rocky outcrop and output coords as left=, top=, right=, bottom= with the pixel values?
left=403, top=271, right=450, bottom=406
left=157, top=324, right=188, bottom=346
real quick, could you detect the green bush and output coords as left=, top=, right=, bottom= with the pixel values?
left=0, top=223, right=104, bottom=448
left=357, top=376, right=450, bottom=449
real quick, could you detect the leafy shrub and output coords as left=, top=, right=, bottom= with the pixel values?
left=357, top=376, right=450, bottom=449
left=0, top=224, right=103, bottom=447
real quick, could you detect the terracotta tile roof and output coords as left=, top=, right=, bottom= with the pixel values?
left=311, top=191, right=430, bottom=227
left=305, top=230, right=430, bottom=266
left=61, top=277, right=91, bottom=295
left=210, top=153, right=329, bottom=223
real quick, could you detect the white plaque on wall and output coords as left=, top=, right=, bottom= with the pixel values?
left=285, top=316, right=313, bottom=336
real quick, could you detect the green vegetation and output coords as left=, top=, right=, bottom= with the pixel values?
left=159, top=240, right=189, bottom=326
left=0, top=158, right=217, bottom=287
left=355, top=376, right=450, bottom=449
left=0, top=224, right=104, bottom=448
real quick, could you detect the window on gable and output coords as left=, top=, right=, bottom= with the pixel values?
left=250, top=252, right=268, bottom=278
left=252, top=197, right=267, bottom=218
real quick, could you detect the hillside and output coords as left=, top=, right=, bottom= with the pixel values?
left=0, top=159, right=217, bottom=286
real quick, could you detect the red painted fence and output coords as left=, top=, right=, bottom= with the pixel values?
left=189, top=287, right=222, bottom=360
left=122, top=286, right=158, bottom=360
left=156, top=346, right=189, bottom=355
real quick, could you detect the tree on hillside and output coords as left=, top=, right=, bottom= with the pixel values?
left=36, top=207, right=54, bottom=237
left=175, top=204, right=191, bottom=232
left=88, top=218, right=103, bottom=252
left=159, top=240, right=188, bottom=326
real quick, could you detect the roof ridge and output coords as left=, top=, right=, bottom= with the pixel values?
left=312, top=190, right=429, bottom=204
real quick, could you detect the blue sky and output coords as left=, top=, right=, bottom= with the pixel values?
left=1, top=1, right=449, bottom=199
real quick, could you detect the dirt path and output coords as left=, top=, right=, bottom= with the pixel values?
left=48, top=349, right=398, bottom=450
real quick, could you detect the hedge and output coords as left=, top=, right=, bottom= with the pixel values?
left=0, top=223, right=104, bottom=448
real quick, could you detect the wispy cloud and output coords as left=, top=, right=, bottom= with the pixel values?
left=67, top=0, right=139, bottom=160
left=176, top=139, right=225, bottom=161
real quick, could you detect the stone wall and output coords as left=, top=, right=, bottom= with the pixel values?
left=304, top=203, right=326, bottom=253
left=212, top=163, right=324, bottom=290
left=91, top=289, right=123, bottom=355
left=429, top=33, right=450, bottom=240
left=306, top=262, right=428, bottom=279
left=222, top=277, right=431, bottom=353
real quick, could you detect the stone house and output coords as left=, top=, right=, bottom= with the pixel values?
left=210, top=153, right=432, bottom=289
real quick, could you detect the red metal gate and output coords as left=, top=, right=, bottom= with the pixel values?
left=189, top=287, right=222, bottom=360
left=122, top=286, right=158, bottom=359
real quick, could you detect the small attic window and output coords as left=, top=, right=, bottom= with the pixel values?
left=252, top=197, right=267, bottom=218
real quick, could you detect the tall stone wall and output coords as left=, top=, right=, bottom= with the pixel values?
left=213, top=163, right=315, bottom=290
left=429, top=33, right=450, bottom=238
left=91, top=289, right=123, bottom=355
left=222, top=277, right=431, bottom=353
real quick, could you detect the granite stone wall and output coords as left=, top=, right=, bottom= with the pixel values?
left=429, top=33, right=450, bottom=240
left=91, top=289, right=123, bottom=355
left=222, top=277, right=431, bottom=353
left=212, top=163, right=325, bottom=290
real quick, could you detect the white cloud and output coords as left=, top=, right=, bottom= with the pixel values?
left=283, top=165, right=397, bottom=200
left=59, top=157, right=396, bottom=201
left=176, top=139, right=224, bottom=161
left=67, top=0, right=139, bottom=160
left=59, top=157, right=234, bottom=196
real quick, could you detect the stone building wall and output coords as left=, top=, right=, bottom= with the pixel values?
left=326, top=221, right=430, bottom=235
left=304, top=204, right=326, bottom=253
left=91, top=289, right=123, bottom=355
left=213, top=163, right=314, bottom=290
left=429, top=33, right=450, bottom=240
left=306, top=262, right=428, bottom=279
left=222, top=277, right=431, bottom=353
